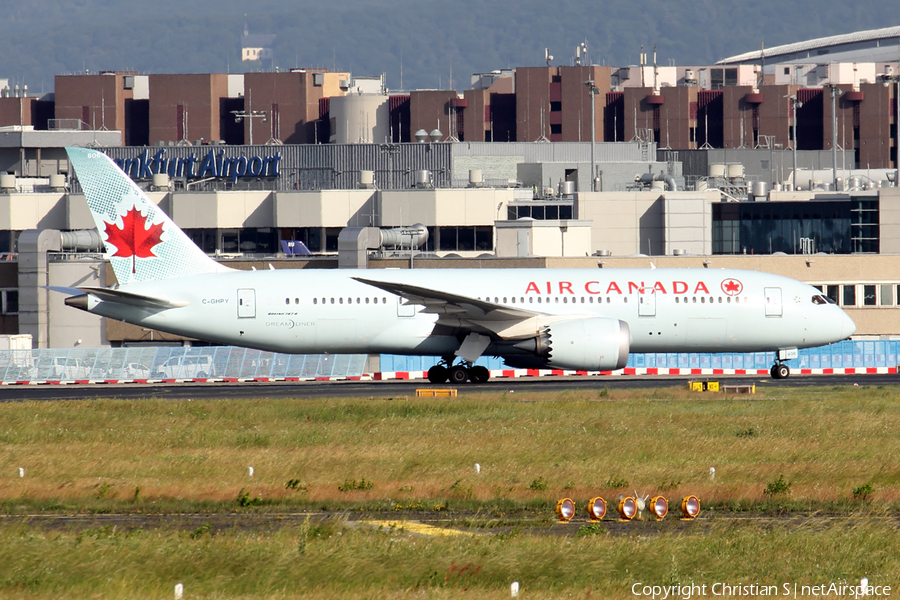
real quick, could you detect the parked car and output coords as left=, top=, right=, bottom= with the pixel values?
left=122, top=363, right=151, bottom=379
left=50, top=357, right=88, bottom=380
left=154, top=355, right=214, bottom=379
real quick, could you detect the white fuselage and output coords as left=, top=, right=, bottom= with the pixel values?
left=86, top=267, right=855, bottom=358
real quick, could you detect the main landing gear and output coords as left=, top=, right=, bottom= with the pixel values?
left=427, top=358, right=490, bottom=384
left=770, top=361, right=790, bottom=380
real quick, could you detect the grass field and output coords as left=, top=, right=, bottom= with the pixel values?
left=1, top=384, right=899, bottom=597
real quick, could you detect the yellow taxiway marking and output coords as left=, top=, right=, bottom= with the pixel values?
left=366, top=520, right=474, bottom=537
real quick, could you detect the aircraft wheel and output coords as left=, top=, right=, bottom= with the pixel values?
left=469, top=365, right=490, bottom=384
left=775, top=363, right=790, bottom=379
left=427, top=365, right=448, bottom=384
left=770, top=364, right=779, bottom=379
left=448, top=365, right=469, bottom=384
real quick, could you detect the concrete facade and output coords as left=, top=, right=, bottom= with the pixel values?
left=877, top=187, right=900, bottom=253
left=379, top=188, right=513, bottom=230
left=575, top=190, right=717, bottom=256
left=274, top=190, right=377, bottom=229
left=495, top=219, right=592, bottom=257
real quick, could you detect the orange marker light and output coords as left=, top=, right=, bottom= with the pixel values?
left=617, top=496, right=637, bottom=520
left=555, top=498, right=576, bottom=522
left=681, top=495, right=701, bottom=519
left=586, top=497, right=607, bottom=521
left=649, top=496, right=668, bottom=520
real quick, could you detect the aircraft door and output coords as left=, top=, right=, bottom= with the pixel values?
left=638, top=287, right=656, bottom=317
left=237, top=288, right=256, bottom=318
left=764, top=287, right=783, bottom=317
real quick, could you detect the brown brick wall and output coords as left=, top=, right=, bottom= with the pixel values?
left=55, top=74, right=133, bottom=143
left=409, top=90, right=458, bottom=141
left=148, top=74, right=229, bottom=144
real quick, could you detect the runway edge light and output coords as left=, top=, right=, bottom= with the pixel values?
left=587, top=496, right=607, bottom=521
left=681, top=495, right=701, bottom=519
left=555, top=498, right=576, bottom=522
left=650, top=496, right=668, bottom=520
left=617, top=496, right=637, bottom=521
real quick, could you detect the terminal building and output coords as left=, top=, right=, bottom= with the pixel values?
left=0, top=27, right=899, bottom=355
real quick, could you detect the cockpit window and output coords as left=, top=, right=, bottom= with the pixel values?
left=812, top=294, right=835, bottom=305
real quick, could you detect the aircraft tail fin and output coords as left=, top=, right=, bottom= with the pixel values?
left=66, top=147, right=230, bottom=284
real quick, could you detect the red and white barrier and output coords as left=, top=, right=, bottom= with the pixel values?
left=371, top=366, right=898, bottom=381
left=2, top=366, right=895, bottom=385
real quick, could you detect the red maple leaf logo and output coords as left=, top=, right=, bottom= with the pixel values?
left=721, top=279, right=743, bottom=295
left=103, top=206, right=165, bottom=273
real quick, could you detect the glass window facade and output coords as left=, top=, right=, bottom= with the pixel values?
left=508, top=204, right=574, bottom=220
left=185, top=228, right=278, bottom=255
left=434, top=226, right=493, bottom=252
left=712, top=196, right=878, bottom=255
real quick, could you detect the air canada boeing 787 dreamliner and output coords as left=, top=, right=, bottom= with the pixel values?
left=58, top=147, right=856, bottom=382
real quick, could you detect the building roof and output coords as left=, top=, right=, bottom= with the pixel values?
left=717, top=25, right=900, bottom=64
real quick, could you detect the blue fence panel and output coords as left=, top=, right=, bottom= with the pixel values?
left=379, top=354, right=501, bottom=372
left=380, top=340, right=900, bottom=375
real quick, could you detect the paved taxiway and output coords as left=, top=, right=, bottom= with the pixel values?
left=0, top=373, right=893, bottom=402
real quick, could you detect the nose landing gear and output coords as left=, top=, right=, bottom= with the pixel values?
left=770, top=348, right=797, bottom=380
left=770, top=362, right=790, bottom=379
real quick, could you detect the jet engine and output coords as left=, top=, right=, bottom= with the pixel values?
left=503, top=317, right=631, bottom=371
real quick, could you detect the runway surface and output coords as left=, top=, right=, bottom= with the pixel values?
left=0, top=372, right=894, bottom=402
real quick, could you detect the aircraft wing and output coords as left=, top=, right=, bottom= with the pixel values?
left=352, top=276, right=559, bottom=340
left=353, top=276, right=533, bottom=319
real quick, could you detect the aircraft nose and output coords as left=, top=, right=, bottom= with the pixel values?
left=840, top=310, right=856, bottom=340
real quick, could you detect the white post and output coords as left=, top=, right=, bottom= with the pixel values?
left=585, top=78, right=598, bottom=191
left=248, top=89, right=253, bottom=145
left=792, top=97, right=798, bottom=187
left=247, top=466, right=254, bottom=478
left=18, top=467, right=24, bottom=478
left=174, top=583, right=184, bottom=600
left=511, top=581, right=520, bottom=597
left=895, top=77, right=900, bottom=187
left=829, top=84, right=840, bottom=188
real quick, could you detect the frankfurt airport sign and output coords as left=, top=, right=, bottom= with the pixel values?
left=114, top=149, right=281, bottom=183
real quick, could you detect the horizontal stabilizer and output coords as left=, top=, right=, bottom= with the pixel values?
left=77, top=286, right=188, bottom=309
left=45, top=286, right=83, bottom=296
